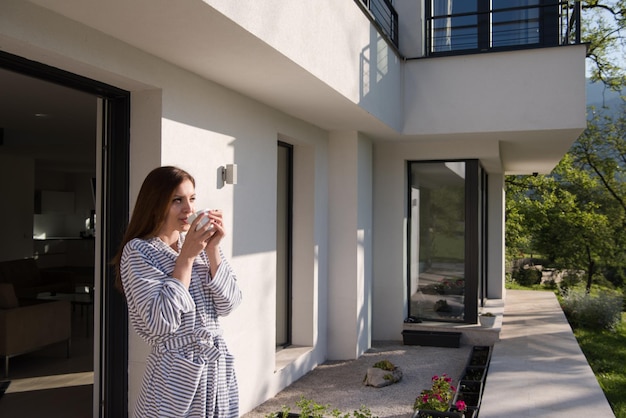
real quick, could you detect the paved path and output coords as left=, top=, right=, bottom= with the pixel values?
left=479, top=289, right=615, bottom=417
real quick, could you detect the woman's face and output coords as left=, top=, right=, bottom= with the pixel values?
left=161, top=179, right=196, bottom=234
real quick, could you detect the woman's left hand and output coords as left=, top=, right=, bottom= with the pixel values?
left=202, top=209, right=225, bottom=248
left=199, top=210, right=224, bottom=277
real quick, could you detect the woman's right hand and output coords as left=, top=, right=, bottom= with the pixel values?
left=181, top=211, right=214, bottom=257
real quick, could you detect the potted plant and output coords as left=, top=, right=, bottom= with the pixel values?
left=413, top=374, right=468, bottom=418
left=478, top=312, right=496, bottom=327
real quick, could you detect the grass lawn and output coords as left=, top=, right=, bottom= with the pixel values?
left=573, top=312, right=626, bottom=418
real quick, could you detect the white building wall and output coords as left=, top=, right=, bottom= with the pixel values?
left=404, top=46, right=587, bottom=136
left=395, top=0, right=425, bottom=57
left=372, top=143, right=408, bottom=342
left=205, top=0, right=405, bottom=132
left=357, top=134, right=373, bottom=355
left=327, top=131, right=373, bottom=360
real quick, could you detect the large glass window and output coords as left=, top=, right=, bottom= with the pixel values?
left=407, top=160, right=485, bottom=323
left=431, top=0, right=479, bottom=52
left=492, top=0, right=541, bottom=47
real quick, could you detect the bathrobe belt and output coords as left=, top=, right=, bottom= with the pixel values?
left=156, top=327, right=224, bottom=363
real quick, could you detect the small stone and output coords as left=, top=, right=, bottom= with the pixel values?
left=363, top=366, right=403, bottom=388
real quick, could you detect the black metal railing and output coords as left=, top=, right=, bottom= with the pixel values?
left=357, top=0, right=399, bottom=48
left=425, top=1, right=581, bottom=56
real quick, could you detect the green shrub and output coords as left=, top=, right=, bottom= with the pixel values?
left=561, top=289, right=623, bottom=331
left=267, top=397, right=375, bottom=418
left=558, top=271, right=583, bottom=292
left=602, top=266, right=625, bottom=288
left=505, top=272, right=514, bottom=284
left=542, top=278, right=558, bottom=290
left=512, top=267, right=542, bottom=286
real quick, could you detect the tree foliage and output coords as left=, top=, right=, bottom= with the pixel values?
left=506, top=103, right=626, bottom=292
left=583, top=0, right=626, bottom=89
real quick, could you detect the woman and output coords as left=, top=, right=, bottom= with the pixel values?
left=112, top=166, right=242, bottom=418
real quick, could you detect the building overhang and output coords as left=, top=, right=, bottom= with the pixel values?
left=20, top=0, right=586, bottom=175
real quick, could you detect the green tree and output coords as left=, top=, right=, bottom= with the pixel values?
left=583, top=0, right=626, bottom=89
left=506, top=155, right=618, bottom=291
left=571, top=104, right=626, bottom=287
left=506, top=103, right=626, bottom=292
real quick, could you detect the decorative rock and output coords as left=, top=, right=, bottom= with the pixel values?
left=363, top=366, right=403, bottom=388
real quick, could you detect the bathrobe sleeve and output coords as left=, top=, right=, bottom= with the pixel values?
left=206, top=249, right=242, bottom=317
left=120, top=238, right=195, bottom=343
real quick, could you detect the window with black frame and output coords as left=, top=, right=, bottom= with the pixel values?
left=427, top=0, right=563, bottom=55
left=407, top=160, right=484, bottom=324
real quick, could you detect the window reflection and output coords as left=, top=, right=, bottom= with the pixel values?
left=409, top=161, right=466, bottom=322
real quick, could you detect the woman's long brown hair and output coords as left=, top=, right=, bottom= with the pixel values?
left=112, top=166, right=195, bottom=294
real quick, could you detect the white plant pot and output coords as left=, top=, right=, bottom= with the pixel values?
left=479, top=315, right=496, bottom=327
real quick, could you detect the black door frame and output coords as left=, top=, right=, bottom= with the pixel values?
left=277, top=140, right=293, bottom=348
left=0, top=50, right=130, bottom=418
left=406, top=159, right=486, bottom=324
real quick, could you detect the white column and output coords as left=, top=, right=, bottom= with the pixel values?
left=327, top=131, right=372, bottom=360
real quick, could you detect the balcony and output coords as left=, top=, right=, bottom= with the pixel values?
left=426, top=0, right=582, bottom=56
left=356, top=0, right=399, bottom=48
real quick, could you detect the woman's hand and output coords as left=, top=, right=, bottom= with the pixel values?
left=203, top=210, right=225, bottom=249
left=182, top=210, right=224, bottom=278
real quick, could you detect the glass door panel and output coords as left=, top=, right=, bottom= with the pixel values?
left=409, top=161, right=466, bottom=322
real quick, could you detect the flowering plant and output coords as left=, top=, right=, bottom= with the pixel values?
left=414, top=374, right=467, bottom=413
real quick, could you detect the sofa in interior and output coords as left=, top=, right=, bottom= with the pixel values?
left=0, top=282, right=72, bottom=377
left=0, top=258, right=74, bottom=299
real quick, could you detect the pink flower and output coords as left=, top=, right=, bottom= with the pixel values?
left=455, top=400, right=467, bottom=412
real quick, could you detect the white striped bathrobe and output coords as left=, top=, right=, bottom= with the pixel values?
left=121, top=236, right=242, bottom=418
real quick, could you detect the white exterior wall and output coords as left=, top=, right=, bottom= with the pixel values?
left=205, top=0, right=404, bottom=132
left=327, top=132, right=373, bottom=360
left=395, top=0, right=425, bottom=57
left=404, top=47, right=586, bottom=136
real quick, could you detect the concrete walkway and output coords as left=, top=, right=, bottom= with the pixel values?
left=479, top=289, right=615, bottom=417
